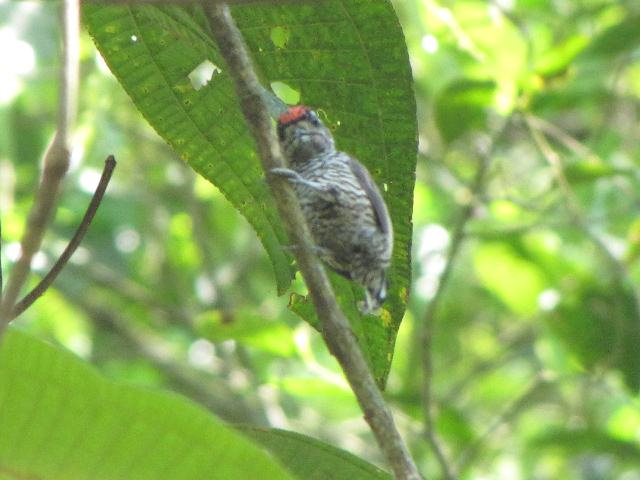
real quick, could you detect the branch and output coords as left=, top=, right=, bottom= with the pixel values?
left=57, top=286, right=268, bottom=424
left=10, top=156, right=116, bottom=320
left=201, top=4, right=420, bottom=479
left=0, top=0, right=79, bottom=338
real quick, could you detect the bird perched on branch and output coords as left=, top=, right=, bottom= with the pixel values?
left=271, top=106, right=393, bottom=313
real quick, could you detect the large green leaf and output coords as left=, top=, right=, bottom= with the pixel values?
left=0, top=329, right=294, bottom=480
left=83, top=2, right=416, bottom=387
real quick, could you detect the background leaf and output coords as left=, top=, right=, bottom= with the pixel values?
left=0, top=329, right=294, bottom=480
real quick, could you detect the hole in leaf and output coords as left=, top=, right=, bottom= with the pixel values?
left=188, top=60, right=221, bottom=90
left=270, top=81, right=300, bottom=105
left=270, top=26, right=290, bottom=48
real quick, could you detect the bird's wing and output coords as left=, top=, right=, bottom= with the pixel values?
left=347, top=156, right=393, bottom=236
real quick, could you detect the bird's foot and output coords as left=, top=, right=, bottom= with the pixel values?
left=270, top=168, right=327, bottom=191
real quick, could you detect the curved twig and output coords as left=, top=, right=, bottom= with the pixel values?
left=10, top=156, right=117, bottom=320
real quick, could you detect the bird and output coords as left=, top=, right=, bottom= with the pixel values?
left=271, top=105, right=393, bottom=313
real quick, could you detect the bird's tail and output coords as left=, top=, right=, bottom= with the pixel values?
left=362, top=272, right=388, bottom=314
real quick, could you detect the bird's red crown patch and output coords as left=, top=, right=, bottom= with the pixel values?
left=278, top=105, right=309, bottom=125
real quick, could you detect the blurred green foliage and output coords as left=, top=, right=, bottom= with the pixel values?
left=2, top=0, right=640, bottom=479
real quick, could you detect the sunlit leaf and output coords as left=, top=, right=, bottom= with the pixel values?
left=0, top=329, right=294, bottom=480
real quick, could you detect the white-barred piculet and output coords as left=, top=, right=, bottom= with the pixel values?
left=272, top=106, right=393, bottom=313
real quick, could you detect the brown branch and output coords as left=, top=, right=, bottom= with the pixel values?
left=10, top=156, right=117, bottom=320
left=0, top=0, right=79, bottom=338
left=201, top=3, right=420, bottom=478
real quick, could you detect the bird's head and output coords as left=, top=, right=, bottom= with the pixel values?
left=277, top=106, right=335, bottom=162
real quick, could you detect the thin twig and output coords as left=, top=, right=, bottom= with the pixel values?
left=0, top=0, right=79, bottom=339
left=10, top=156, right=116, bottom=320
left=526, top=114, right=599, bottom=162
left=201, top=4, right=420, bottom=478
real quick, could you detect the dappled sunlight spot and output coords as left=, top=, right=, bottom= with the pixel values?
left=69, top=245, right=90, bottom=265
left=538, top=288, right=560, bottom=311
left=31, top=251, right=48, bottom=271
left=188, top=338, right=220, bottom=372
left=5, top=242, right=21, bottom=262
left=78, top=168, right=103, bottom=194
left=415, top=224, right=449, bottom=300
left=165, top=163, right=187, bottom=186
left=188, top=59, right=221, bottom=90
left=114, top=227, right=141, bottom=253
left=418, top=223, right=450, bottom=261
left=229, top=368, right=250, bottom=390
left=67, top=334, right=92, bottom=358
left=421, top=34, right=438, bottom=54
left=270, top=81, right=300, bottom=105
left=195, top=274, right=218, bottom=304
left=215, top=264, right=237, bottom=286
left=0, top=27, right=36, bottom=104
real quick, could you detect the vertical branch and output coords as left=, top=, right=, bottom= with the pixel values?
left=201, top=4, right=421, bottom=479
left=0, top=0, right=80, bottom=337
left=420, top=139, right=494, bottom=480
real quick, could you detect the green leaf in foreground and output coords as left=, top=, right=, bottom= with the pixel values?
left=238, top=426, right=392, bottom=480
left=84, top=2, right=416, bottom=388
left=0, top=329, right=294, bottom=480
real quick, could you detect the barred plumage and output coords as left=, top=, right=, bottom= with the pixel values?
left=273, top=106, right=393, bottom=313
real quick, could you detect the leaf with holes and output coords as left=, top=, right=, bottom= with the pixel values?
left=83, top=2, right=416, bottom=387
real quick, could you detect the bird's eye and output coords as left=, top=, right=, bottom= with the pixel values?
left=307, top=111, right=321, bottom=127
